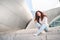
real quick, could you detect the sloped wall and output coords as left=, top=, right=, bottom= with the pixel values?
left=0, top=0, right=33, bottom=31
left=46, top=7, right=60, bottom=24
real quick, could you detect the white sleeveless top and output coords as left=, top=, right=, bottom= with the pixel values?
left=39, top=17, right=49, bottom=27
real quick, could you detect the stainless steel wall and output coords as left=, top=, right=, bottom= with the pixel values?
left=46, top=7, right=60, bottom=24
left=0, top=0, right=33, bottom=31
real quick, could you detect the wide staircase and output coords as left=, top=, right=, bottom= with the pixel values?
left=0, top=26, right=60, bottom=40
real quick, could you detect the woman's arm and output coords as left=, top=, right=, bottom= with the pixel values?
left=43, top=17, right=48, bottom=24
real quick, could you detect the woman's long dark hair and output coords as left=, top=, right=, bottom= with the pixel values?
left=34, top=10, right=47, bottom=23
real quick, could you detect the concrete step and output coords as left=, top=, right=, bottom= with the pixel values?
left=0, top=27, right=60, bottom=40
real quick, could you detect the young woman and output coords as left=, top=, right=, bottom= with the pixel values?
left=34, top=10, right=49, bottom=36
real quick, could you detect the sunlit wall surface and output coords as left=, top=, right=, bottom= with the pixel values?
left=0, top=0, right=33, bottom=31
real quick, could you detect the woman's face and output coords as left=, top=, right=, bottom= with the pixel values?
left=37, top=12, right=41, bottom=16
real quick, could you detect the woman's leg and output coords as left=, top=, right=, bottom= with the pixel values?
left=44, top=27, right=48, bottom=32
left=35, top=23, right=41, bottom=29
left=35, top=24, right=47, bottom=35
